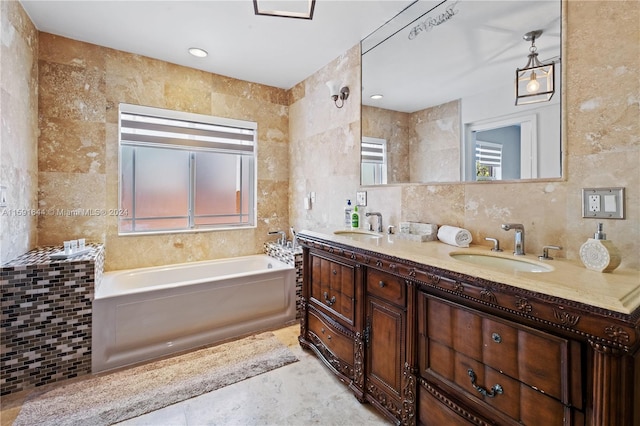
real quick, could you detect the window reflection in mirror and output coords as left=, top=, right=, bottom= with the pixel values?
left=361, top=137, right=388, bottom=185
left=360, top=0, right=561, bottom=185
left=462, top=112, right=561, bottom=181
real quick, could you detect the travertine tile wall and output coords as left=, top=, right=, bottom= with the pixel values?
left=290, top=1, right=639, bottom=270
left=36, top=34, right=291, bottom=271
left=408, top=100, right=460, bottom=183
left=362, top=100, right=461, bottom=184
left=362, top=105, right=410, bottom=183
left=0, top=0, right=39, bottom=264
left=288, top=45, right=362, bottom=232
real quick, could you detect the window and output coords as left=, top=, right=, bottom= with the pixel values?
left=118, top=104, right=257, bottom=234
left=361, top=137, right=387, bottom=185
left=475, top=140, right=502, bottom=181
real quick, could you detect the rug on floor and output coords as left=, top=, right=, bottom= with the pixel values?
left=14, top=332, right=298, bottom=426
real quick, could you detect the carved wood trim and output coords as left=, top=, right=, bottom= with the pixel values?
left=354, top=332, right=364, bottom=390
left=300, top=298, right=308, bottom=336
left=307, top=332, right=354, bottom=378
left=401, top=362, right=417, bottom=426
left=588, top=340, right=634, bottom=425
left=416, top=377, right=491, bottom=426
left=366, top=378, right=402, bottom=421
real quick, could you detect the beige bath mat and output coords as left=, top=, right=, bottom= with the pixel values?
left=14, top=332, right=298, bottom=426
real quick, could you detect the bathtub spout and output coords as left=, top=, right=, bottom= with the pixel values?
left=268, top=230, right=287, bottom=246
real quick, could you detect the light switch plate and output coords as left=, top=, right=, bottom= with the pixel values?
left=582, top=187, right=624, bottom=219
left=356, top=191, right=367, bottom=206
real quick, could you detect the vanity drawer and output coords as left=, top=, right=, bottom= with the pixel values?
left=367, top=268, right=405, bottom=306
left=425, top=297, right=569, bottom=402
left=454, top=352, right=566, bottom=424
left=309, top=253, right=356, bottom=326
left=308, top=309, right=354, bottom=368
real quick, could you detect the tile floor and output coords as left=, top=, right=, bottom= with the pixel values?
left=1, top=325, right=390, bottom=426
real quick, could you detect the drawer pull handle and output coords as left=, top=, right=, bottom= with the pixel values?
left=321, top=327, right=325, bottom=334
left=332, top=269, right=337, bottom=275
left=327, top=335, right=332, bottom=340
left=467, top=369, right=503, bottom=398
left=323, top=292, right=336, bottom=306
left=379, top=281, right=385, bottom=288
left=492, top=333, right=502, bottom=343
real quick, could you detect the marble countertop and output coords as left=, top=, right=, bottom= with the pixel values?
left=299, top=229, right=640, bottom=315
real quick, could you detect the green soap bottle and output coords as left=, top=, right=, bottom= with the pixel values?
left=351, top=205, right=360, bottom=229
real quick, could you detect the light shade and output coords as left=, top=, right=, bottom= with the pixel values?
left=253, top=0, right=315, bottom=20
left=516, top=62, right=554, bottom=105
left=515, top=30, right=555, bottom=106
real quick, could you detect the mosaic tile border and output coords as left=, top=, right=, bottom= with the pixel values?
left=264, top=242, right=303, bottom=319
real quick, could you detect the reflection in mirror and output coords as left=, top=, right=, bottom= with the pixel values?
left=361, top=137, right=388, bottom=185
left=361, top=0, right=561, bottom=185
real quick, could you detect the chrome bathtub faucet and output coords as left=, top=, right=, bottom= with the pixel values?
left=268, top=230, right=287, bottom=246
left=501, top=223, right=525, bottom=255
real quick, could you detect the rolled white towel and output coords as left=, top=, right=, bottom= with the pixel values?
left=437, top=225, right=472, bottom=247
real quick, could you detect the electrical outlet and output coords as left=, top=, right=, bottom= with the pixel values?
left=582, top=188, right=625, bottom=219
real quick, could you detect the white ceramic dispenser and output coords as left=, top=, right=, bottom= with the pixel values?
left=579, top=223, right=621, bottom=273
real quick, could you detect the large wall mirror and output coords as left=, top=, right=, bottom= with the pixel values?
left=361, top=0, right=562, bottom=185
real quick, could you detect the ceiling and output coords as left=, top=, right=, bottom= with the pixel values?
left=20, top=0, right=415, bottom=90
left=362, top=0, right=561, bottom=112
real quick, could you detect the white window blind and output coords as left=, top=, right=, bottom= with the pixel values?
left=475, top=140, right=502, bottom=167
left=120, top=105, right=255, bottom=154
left=361, top=137, right=388, bottom=185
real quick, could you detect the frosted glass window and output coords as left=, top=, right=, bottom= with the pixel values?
left=194, top=152, right=253, bottom=226
left=118, top=104, right=256, bottom=234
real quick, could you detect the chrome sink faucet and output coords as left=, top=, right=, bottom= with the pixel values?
left=365, top=212, right=383, bottom=233
left=501, top=223, right=525, bottom=255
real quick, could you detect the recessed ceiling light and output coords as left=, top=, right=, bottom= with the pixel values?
left=371, top=94, right=383, bottom=100
left=188, top=47, right=208, bottom=58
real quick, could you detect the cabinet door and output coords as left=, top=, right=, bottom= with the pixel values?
left=366, top=296, right=406, bottom=405
left=309, top=253, right=357, bottom=327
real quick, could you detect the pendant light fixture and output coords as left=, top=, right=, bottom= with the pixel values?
left=515, top=30, right=555, bottom=105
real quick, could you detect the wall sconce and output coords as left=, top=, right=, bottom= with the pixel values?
left=515, top=30, right=555, bottom=106
left=326, top=80, right=350, bottom=108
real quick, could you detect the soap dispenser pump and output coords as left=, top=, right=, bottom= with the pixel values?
left=579, top=223, right=621, bottom=273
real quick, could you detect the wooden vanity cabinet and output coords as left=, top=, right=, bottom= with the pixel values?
left=364, top=268, right=410, bottom=423
left=297, top=234, right=640, bottom=426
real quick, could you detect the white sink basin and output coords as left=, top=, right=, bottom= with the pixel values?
left=450, top=252, right=554, bottom=273
left=333, top=230, right=383, bottom=240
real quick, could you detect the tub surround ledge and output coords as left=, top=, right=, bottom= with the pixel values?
left=0, top=244, right=104, bottom=396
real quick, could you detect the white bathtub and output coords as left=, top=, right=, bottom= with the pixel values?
left=92, top=255, right=296, bottom=373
